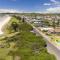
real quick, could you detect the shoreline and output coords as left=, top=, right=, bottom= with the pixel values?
left=0, top=15, right=11, bottom=35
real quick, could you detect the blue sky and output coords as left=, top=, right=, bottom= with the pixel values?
left=0, top=0, right=60, bottom=13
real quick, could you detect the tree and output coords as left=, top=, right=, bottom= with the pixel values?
left=11, top=22, right=19, bottom=32
left=57, top=19, right=60, bottom=27
left=52, top=18, right=56, bottom=33
left=22, top=17, right=25, bottom=22
left=44, top=20, right=50, bottom=26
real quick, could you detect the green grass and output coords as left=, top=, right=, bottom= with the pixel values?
left=0, top=16, right=56, bottom=60
left=0, top=48, right=10, bottom=60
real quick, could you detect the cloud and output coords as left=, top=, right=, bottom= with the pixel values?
left=50, top=0, right=60, bottom=4
left=50, top=0, right=57, bottom=3
left=43, top=3, right=51, bottom=6
left=46, top=7, right=60, bottom=13
left=43, top=0, right=60, bottom=6
left=0, top=9, right=22, bottom=13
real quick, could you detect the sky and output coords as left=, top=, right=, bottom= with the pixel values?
left=0, top=0, right=60, bottom=13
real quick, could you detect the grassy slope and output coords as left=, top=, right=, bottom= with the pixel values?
left=0, top=16, right=56, bottom=60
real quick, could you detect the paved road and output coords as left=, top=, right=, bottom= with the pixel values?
left=26, top=20, right=60, bottom=60
left=47, top=41, right=60, bottom=60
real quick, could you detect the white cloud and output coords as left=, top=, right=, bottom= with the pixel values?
left=43, top=3, right=51, bottom=6
left=46, top=7, right=60, bottom=13
left=50, top=0, right=60, bottom=4
left=50, top=0, right=57, bottom=3
left=43, top=0, right=60, bottom=6
left=0, top=9, right=22, bottom=13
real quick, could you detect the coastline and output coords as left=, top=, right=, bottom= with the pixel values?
left=0, top=15, right=11, bottom=35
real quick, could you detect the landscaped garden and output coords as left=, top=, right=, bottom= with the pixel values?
left=0, top=16, right=56, bottom=60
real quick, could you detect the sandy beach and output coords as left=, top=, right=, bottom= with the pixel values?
left=0, top=15, right=11, bottom=34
